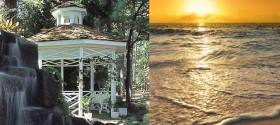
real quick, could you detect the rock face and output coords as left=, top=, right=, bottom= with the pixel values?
left=0, top=30, right=64, bottom=125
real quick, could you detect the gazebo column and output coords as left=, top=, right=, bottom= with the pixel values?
left=38, top=53, right=42, bottom=69
left=57, top=15, right=61, bottom=25
left=78, top=47, right=84, bottom=116
left=78, top=13, right=82, bottom=24
left=90, top=61, right=95, bottom=96
left=61, top=13, right=65, bottom=24
left=111, top=50, right=117, bottom=107
left=70, top=14, right=75, bottom=24
left=61, top=59, right=64, bottom=90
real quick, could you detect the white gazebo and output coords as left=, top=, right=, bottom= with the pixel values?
left=28, top=1, right=126, bottom=117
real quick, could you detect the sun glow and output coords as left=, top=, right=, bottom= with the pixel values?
left=185, top=0, right=217, bottom=16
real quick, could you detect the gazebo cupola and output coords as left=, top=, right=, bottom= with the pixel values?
left=51, top=1, right=87, bottom=25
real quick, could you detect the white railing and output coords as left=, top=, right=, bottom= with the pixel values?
left=63, top=91, right=110, bottom=115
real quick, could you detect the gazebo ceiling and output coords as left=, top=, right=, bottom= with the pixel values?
left=28, top=24, right=126, bottom=42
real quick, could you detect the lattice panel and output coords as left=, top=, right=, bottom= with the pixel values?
left=40, top=47, right=79, bottom=60
left=83, top=47, right=113, bottom=58
left=42, top=59, right=112, bottom=67
left=40, top=47, right=114, bottom=61
left=63, top=91, right=110, bottom=115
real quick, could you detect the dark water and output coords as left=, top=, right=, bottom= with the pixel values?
left=150, top=23, right=280, bottom=125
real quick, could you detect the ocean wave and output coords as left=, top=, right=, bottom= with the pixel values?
left=244, top=64, right=280, bottom=69
left=196, top=105, right=280, bottom=125
left=233, top=93, right=280, bottom=99
left=217, top=105, right=280, bottom=125
left=201, top=49, right=237, bottom=61
left=154, top=95, right=218, bottom=115
left=150, top=28, right=215, bottom=36
left=242, top=40, right=274, bottom=52
left=150, top=28, right=191, bottom=34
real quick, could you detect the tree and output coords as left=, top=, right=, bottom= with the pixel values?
left=18, top=0, right=57, bottom=37
left=110, top=0, right=149, bottom=109
left=79, top=0, right=115, bottom=32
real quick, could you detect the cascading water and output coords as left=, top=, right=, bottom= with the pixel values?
left=0, top=30, right=64, bottom=125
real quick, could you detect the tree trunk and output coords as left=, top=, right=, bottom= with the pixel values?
left=130, top=45, right=133, bottom=97
left=125, top=44, right=132, bottom=109
left=4, top=0, right=17, bottom=8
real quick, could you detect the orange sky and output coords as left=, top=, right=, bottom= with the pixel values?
left=150, top=0, right=280, bottom=23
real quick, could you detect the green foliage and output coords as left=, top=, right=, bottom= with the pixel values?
left=19, top=0, right=56, bottom=37
left=78, top=0, right=115, bottom=32
left=0, top=7, right=17, bottom=19
left=43, top=66, right=73, bottom=125
left=133, top=40, right=149, bottom=90
left=115, top=96, right=126, bottom=108
left=81, top=96, right=91, bottom=112
left=130, top=101, right=149, bottom=114
left=58, top=92, right=73, bottom=125
left=94, top=65, right=110, bottom=89
left=83, top=65, right=109, bottom=90
left=110, top=0, right=149, bottom=40
left=143, top=113, right=149, bottom=124
left=43, top=66, right=65, bottom=85
left=117, top=101, right=149, bottom=124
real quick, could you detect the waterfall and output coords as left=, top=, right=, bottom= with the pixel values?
left=9, top=39, right=23, bottom=67
left=3, top=40, right=38, bottom=125
left=0, top=31, right=64, bottom=125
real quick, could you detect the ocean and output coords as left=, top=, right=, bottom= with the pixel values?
left=149, top=23, right=280, bottom=125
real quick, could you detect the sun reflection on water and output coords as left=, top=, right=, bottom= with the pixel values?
left=198, top=26, right=206, bottom=32
left=196, top=37, right=213, bottom=68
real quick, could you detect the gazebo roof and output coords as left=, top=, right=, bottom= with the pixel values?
left=51, top=1, right=85, bottom=12
left=28, top=24, right=126, bottom=42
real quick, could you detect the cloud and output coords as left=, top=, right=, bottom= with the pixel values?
left=177, top=13, right=221, bottom=23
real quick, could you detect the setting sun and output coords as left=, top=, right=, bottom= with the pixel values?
left=185, top=0, right=217, bottom=16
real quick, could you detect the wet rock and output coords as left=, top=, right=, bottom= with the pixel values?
left=0, top=55, right=18, bottom=67
left=0, top=74, right=24, bottom=92
left=17, top=36, right=38, bottom=69
left=71, top=117, right=90, bottom=125
left=37, top=69, right=60, bottom=108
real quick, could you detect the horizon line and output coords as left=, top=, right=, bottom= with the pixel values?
left=150, top=22, right=280, bottom=24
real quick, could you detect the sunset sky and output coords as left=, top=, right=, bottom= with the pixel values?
left=150, top=0, right=280, bottom=23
